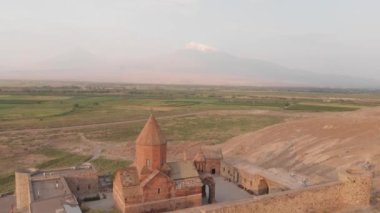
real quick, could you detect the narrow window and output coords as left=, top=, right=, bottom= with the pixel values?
left=157, top=188, right=160, bottom=194
left=88, top=184, right=91, bottom=190
left=146, top=159, right=151, bottom=167
left=77, top=186, right=80, bottom=191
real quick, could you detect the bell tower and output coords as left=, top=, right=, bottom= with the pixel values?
left=135, top=114, right=167, bottom=175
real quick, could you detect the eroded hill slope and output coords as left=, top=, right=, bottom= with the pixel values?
left=221, top=107, right=380, bottom=183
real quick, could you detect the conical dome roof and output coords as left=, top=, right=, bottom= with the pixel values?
left=135, top=114, right=166, bottom=145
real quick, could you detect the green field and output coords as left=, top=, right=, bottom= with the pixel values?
left=1, top=81, right=380, bottom=193
left=81, top=114, right=283, bottom=143
left=1, top=84, right=379, bottom=130
left=0, top=174, right=14, bottom=195
left=92, top=158, right=132, bottom=175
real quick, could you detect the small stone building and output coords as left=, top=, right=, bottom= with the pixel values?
left=113, top=115, right=204, bottom=213
left=192, top=147, right=223, bottom=175
left=220, top=158, right=305, bottom=195
left=15, top=163, right=99, bottom=213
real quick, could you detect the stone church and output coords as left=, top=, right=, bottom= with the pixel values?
left=113, top=115, right=207, bottom=213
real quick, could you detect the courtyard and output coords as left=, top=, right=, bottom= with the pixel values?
left=203, top=176, right=253, bottom=204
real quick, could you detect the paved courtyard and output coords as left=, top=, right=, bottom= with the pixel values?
left=204, top=176, right=254, bottom=203
left=0, top=195, right=16, bottom=212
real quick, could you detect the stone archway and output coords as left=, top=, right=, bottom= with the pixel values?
left=200, top=175, right=216, bottom=204
left=258, top=179, right=269, bottom=195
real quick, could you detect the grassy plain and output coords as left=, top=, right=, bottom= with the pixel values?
left=92, top=158, right=132, bottom=175
left=1, top=81, right=380, bottom=193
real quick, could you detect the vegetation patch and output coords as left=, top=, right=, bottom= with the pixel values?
left=84, top=114, right=284, bottom=144
left=36, top=148, right=91, bottom=169
left=92, top=158, right=132, bottom=175
left=286, top=103, right=359, bottom=112
left=0, top=174, right=14, bottom=194
left=162, top=114, right=284, bottom=144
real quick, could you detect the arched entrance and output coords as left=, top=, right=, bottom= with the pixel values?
left=258, top=179, right=269, bottom=195
left=200, top=175, right=216, bottom=204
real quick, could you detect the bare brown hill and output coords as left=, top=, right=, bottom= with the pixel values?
left=221, top=107, right=380, bottom=184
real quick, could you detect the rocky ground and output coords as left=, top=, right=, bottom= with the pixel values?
left=220, top=107, right=380, bottom=209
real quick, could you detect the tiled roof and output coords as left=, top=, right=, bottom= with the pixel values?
left=120, top=166, right=140, bottom=186
left=136, top=115, right=166, bottom=146
left=201, top=146, right=223, bottom=160
left=140, top=170, right=163, bottom=187
left=167, top=161, right=200, bottom=180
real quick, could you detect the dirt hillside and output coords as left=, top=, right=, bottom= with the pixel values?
left=221, top=107, right=380, bottom=183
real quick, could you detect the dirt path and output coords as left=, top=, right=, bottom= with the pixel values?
left=78, top=133, right=105, bottom=162
left=0, top=109, right=306, bottom=135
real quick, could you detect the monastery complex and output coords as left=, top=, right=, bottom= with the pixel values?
left=12, top=115, right=374, bottom=213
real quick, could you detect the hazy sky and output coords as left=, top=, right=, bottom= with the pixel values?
left=1, top=0, right=380, bottom=81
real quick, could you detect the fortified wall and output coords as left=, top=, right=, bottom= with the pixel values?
left=15, top=170, right=33, bottom=213
left=174, top=168, right=373, bottom=213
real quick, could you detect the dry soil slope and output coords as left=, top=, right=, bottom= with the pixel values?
left=221, top=107, right=380, bottom=183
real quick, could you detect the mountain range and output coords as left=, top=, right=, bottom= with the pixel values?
left=1, top=48, right=378, bottom=89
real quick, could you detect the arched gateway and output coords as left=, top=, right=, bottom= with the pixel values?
left=258, top=179, right=269, bottom=195
left=200, top=175, right=216, bottom=204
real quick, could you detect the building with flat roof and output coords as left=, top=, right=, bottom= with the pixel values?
left=15, top=163, right=99, bottom=213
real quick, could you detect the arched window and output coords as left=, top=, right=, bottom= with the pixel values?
left=157, top=188, right=161, bottom=194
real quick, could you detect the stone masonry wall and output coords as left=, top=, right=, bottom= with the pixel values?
left=135, top=144, right=167, bottom=173
left=142, top=173, right=174, bottom=202
left=15, top=171, right=32, bottom=213
left=113, top=171, right=126, bottom=212
left=220, top=161, right=238, bottom=182
left=173, top=168, right=373, bottom=213
left=238, top=170, right=288, bottom=194
left=65, top=175, right=99, bottom=200
left=125, top=194, right=202, bottom=213
left=205, top=159, right=221, bottom=175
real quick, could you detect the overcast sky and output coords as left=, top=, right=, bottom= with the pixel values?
left=1, top=0, right=380, bottom=81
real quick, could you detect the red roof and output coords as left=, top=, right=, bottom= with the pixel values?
left=135, top=115, right=166, bottom=146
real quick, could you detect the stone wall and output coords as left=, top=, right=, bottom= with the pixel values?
left=15, top=171, right=32, bottom=213
left=221, top=161, right=239, bottom=182
left=173, top=168, right=373, bottom=213
left=113, top=169, right=203, bottom=213
left=205, top=159, right=221, bottom=175
left=65, top=174, right=99, bottom=200
left=221, top=161, right=291, bottom=195
left=142, top=172, right=174, bottom=202
left=238, top=170, right=288, bottom=194
left=135, top=144, right=166, bottom=172
left=125, top=194, right=202, bottom=213
left=175, top=178, right=202, bottom=197
left=113, top=171, right=126, bottom=211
